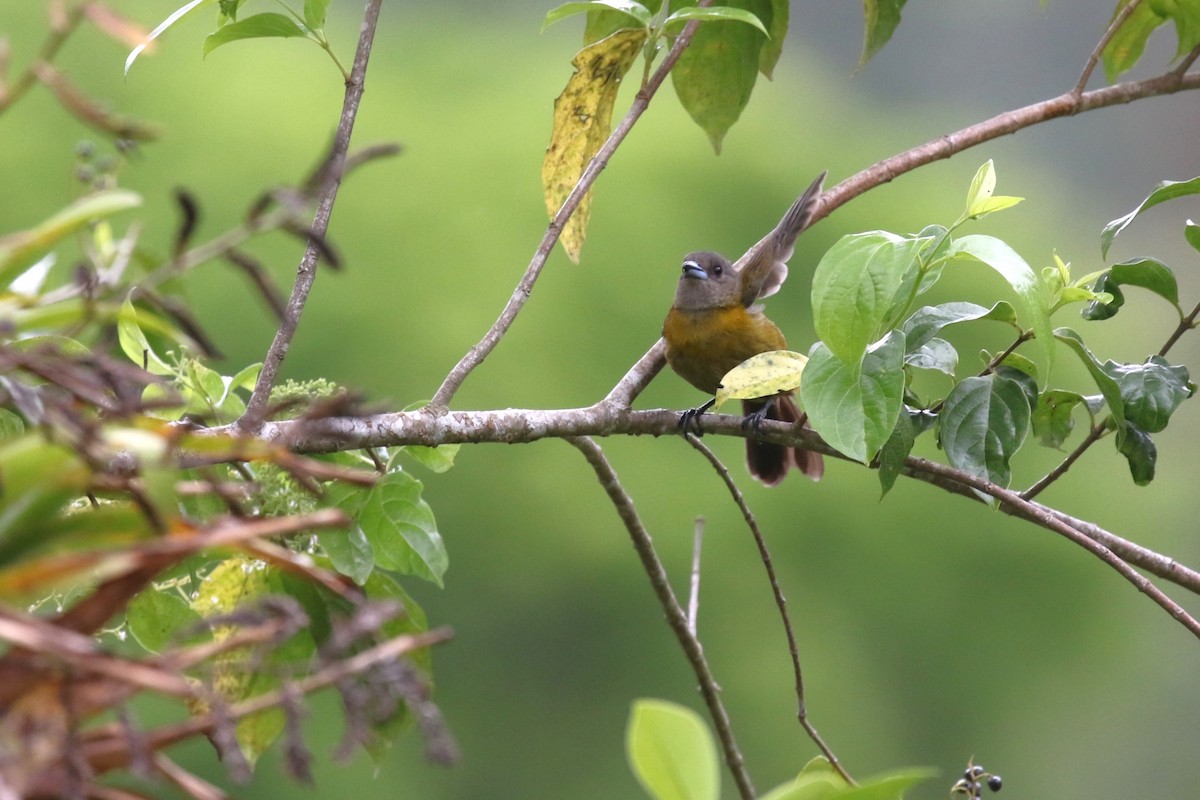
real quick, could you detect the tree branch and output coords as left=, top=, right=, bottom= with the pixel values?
left=429, top=7, right=714, bottom=411
left=239, top=0, right=384, bottom=430
left=566, top=436, right=756, bottom=800
left=815, top=69, right=1200, bottom=225
left=683, top=435, right=853, bottom=784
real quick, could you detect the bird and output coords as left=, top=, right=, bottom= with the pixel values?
left=661, top=171, right=827, bottom=485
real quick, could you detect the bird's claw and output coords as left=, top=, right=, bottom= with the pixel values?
left=741, top=399, right=774, bottom=433
left=678, top=399, right=715, bottom=437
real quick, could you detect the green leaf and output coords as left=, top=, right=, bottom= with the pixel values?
left=358, top=472, right=447, bottom=586
left=0, top=190, right=142, bottom=285
left=948, top=234, right=1053, bottom=370
left=904, top=338, right=957, bottom=375
left=665, top=6, right=770, bottom=37
left=1100, top=176, right=1200, bottom=257
left=757, top=0, right=788, bottom=77
left=1116, top=421, right=1156, bottom=485
left=1033, top=389, right=1088, bottom=448
left=126, top=0, right=213, bottom=75
left=1053, top=327, right=1126, bottom=430
left=877, top=410, right=914, bottom=497
left=202, top=13, right=309, bottom=57
left=322, top=483, right=377, bottom=585
left=860, top=0, right=906, bottom=66
left=401, top=444, right=462, bottom=473
left=544, top=0, right=652, bottom=32
left=962, top=160, right=1024, bottom=221
left=1081, top=257, right=1180, bottom=320
left=812, top=232, right=923, bottom=365
left=761, top=757, right=935, bottom=800
left=1102, top=0, right=1164, bottom=81
left=801, top=331, right=906, bottom=463
left=1185, top=219, right=1200, bottom=253
left=626, top=699, right=719, bottom=800
left=117, top=298, right=174, bottom=376
left=902, top=301, right=1017, bottom=352
left=585, top=0, right=662, bottom=43
left=304, top=0, right=331, bottom=29
left=1101, top=355, right=1193, bottom=433
left=937, top=373, right=1031, bottom=488
left=670, top=0, right=773, bottom=153
left=127, top=586, right=205, bottom=653
left=713, top=349, right=806, bottom=409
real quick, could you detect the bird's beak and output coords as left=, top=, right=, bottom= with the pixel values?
left=681, top=261, right=707, bottom=280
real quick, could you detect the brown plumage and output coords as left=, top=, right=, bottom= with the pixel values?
left=661, top=172, right=827, bottom=485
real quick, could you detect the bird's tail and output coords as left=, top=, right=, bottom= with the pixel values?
left=743, top=394, right=824, bottom=485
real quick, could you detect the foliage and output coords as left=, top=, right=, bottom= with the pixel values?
left=2, top=1, right=1200, bottom=799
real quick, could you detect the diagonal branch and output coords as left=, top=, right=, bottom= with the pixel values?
left=429, top=6, right=714, bottom=411
left=566, top=435, right=756, bottom=800
left=239, top=0, right=384, bottom=431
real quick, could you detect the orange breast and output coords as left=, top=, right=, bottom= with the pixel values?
left=662, top=305, right=788, bottom=394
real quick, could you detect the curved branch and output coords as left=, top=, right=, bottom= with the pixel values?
left=566, top=436, right=756, bottom=800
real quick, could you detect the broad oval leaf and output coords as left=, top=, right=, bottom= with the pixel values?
left=670, top=0, right=773, bottom=153
left=303, top=0, right=331, bottom=29
left=1054, top=327, right=1126, bottom=429
left=937, top=373, right=1031, bottom=488
left=860, top=0, right=905, bottom=67
left=904, top=337, right=957, bottom=375
left=714, top=349, right=806, bottom=409
left=1033, top=389, right=1088, bottom=449
left=202, top=13, right=309, bottom=57
left=1101, top=354, right=1193, bottom=433
left=1117, top=421, right=1157, bottom=485
left=1081, top=257, right=1180, bottom=319
left=948, top=234, right=1053, bottom=370
left=127, top=586, right=205, bottom=653
left=358, top=471, right=447, bottom=586
left=626, top=699, right=719, bottom=800
left=877, top=410, right=915, bottom=498
left=812, top=231, right=922, bottom=365
left=665, top=6, right=770, bottom=37
left=800, top=331, right=905, bottom=463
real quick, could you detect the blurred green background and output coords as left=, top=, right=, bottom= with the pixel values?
left=3, top=1, right=1200, bottom=798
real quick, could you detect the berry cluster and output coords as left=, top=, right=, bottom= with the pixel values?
left=951, top=761, right=1002, bottom=799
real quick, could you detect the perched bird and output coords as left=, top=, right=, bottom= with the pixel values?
left=661, top=171, right=827, bottom=485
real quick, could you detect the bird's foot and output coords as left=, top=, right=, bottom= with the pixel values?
left=741, top=398, right=775, bottom=433
left=678, top=399, right=716, bottom=436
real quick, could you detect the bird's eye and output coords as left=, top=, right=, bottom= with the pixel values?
left=713, top=265, right=723, bottom=276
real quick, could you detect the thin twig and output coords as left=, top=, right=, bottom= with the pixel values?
left=239, top=0, right=385, bottom=430
left=908, top=455, right=1200, bottom=641
left=0, top=3, right=85, bottom=113
left=1073, top=0, right=1143, bottom=96
left=429, top=6, right=714, bottom=411
left=1158, top=298, right=1200, bottom=357
left=683, top=434, right=853, bottom=784
left=687, top=516, right=703, bottom=635
left=566, top=436, right=756, bottom=800
left=1021, top=422, right=1107, bottom=500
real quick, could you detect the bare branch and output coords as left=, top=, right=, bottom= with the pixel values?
left=683, top=434, right=853, bottom=784
left=687, top=516, right=703, bottom=636
left=566, top=436, right=756, bottom=800
left=816, top=70, right=1200, bottom=226
left=239, top=0, right=385, bottom=430
left=429, top=7, right=715, bottom=411
left=1073, top=0, right=1143, bottom=96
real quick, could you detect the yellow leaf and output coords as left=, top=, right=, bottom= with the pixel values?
left=714, top=349, right=807, bottom=409
left=541, top=29, right=645, bottom=263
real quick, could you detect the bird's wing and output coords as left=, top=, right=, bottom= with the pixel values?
left=733, top=171, right=827, bottom=307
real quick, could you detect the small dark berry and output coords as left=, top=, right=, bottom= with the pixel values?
left=987, top=775, right=1002, bottom=792
left=965, top=765, right=985, bottom=779
left=75, top=140, right=95, bottom=159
